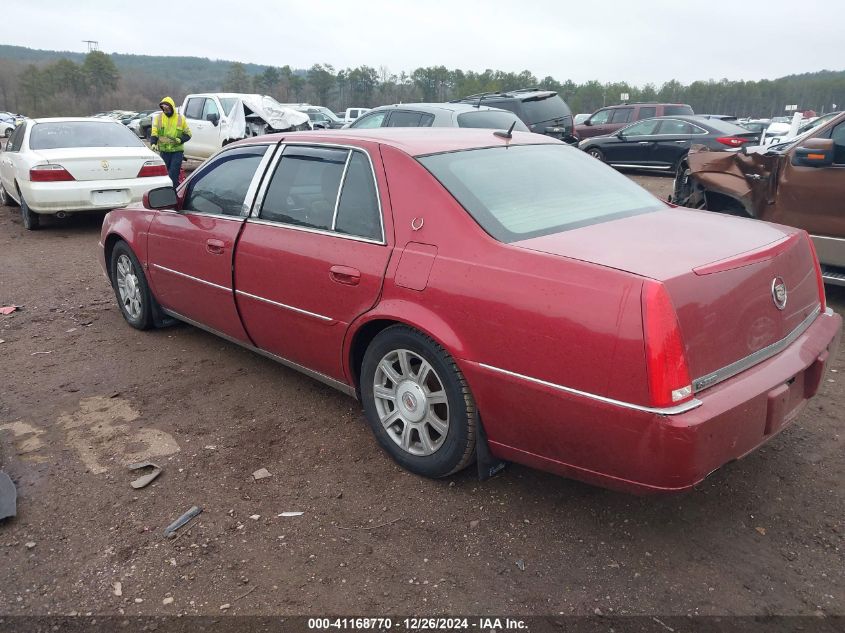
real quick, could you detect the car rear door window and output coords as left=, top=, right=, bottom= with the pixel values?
left=259, top=146, right=348, bottom=230
left=664, top=105, right=695, bottom=116
left=658, top=120, right=693, bottom=135
left=610, top=108, right=634, bottom=124
left=387, top=111, right=424, bottom=127
left=334, top=151, right=382, bottom=241
left=184, top=98, right=204, bottom=120
left=419, top=113, right=435, bottom=127
left=622, top=119, right=661, bottom=136
left=7, top=124, right=25, bottom=152
left=184, top=145, right=270, bottom=217
left=351, top=112, right=387, bottom=128
left=637, top=106, right=656, bottom=120
left=457, top=111, right=529, bottom=131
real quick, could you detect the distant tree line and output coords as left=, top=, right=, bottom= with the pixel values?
left=1, top=48, right=842, bottom=119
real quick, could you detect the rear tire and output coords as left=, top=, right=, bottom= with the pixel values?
left=586, top=147, right=605, bottom=162
left=19, top=192, right=39, bottom=230
left=360, top=326, right=477, bottom=479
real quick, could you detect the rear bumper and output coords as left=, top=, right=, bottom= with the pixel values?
left=464, top=307, right=842, bottom=494
left=20, top=176, right=171, bottom=213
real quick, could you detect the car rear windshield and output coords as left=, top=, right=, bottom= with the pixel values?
left=30, top=121, right=145, bottom=150
left=457, top=111, right=529, bottom=131
left=520, top=94, right=572, bottom=124
left=419, top=144, right=664, bottom=243
left=664, top=105, right=694, bottom=116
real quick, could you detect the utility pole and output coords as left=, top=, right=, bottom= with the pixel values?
left=82, top=40, right=99, bottom=52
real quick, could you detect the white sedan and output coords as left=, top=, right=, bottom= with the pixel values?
left=0, top=117, right=171, bottom=230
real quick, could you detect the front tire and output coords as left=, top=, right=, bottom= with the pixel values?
left=111, top=241, right=154, bottom=330
left=19, top=192, right=39, bottom=230
left=360, top=326, right=477, bottom=478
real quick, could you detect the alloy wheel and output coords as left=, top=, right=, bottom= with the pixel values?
left=372, top=348, right=450, bottom=456
left=115, top=253, right=143, bottom=320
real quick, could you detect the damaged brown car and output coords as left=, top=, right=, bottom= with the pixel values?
left=672, top=111, right=845, bottom=286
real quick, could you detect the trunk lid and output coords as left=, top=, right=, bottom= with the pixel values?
left=514, top=208, right=822, bottom=385
left=33, top=147, right=156, bottom=181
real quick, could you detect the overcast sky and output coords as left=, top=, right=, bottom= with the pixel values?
left=6, top=0, right=843, bottom=86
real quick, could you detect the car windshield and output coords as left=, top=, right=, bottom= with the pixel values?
left=457, top=111, right=529, bottom=131
left=419, top=144, right=664, bottom=243
left=29, top=121, right=145, bottom=149
left=219, top=98, right=240, bottom=115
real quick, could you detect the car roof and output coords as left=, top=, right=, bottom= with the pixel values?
left=31, top=117, right=125, bottom=124
left=238, top=128, right=558, bottom=157
left=363, top=102, right=516, bottom=115
left=647, top=115, right=753, bottom=134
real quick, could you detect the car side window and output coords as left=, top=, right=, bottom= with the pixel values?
left=6, top=124, right=24, bottom=152
left=658, top=120, right=693, bottom=135
left=589, top=109, right=612, bottom=125
left=420, top=113, right=435, bottom=127
left=184, top=145, right=269, bottom=217
left=387, top=111, right=423, bottom=127
left=184, top=98, right=204, bottom=120
left=259, top=146, right=348, bottom=230
left=610, top=108, right=633, bottom=124
left=622, top=119, right=661, bottom=136
left=202, top=99, right=219, bottom=120
left=351, top=112, right=387, bottom=129
left=637, top=106, right=656, bottom=120
left=335, top=151, right=382, bottom=241
left=831, top=122, right=845, bottom=165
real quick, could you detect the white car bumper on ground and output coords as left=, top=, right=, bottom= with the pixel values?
left=19, top=176, right=172, bottom=214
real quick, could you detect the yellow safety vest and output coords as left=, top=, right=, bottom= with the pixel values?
left=153, top=112, right=189, bottom=153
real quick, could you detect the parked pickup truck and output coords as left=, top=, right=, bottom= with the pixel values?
left=178, top=93, right=311, bottom=161
left=672, top=111, right=845, bottom=286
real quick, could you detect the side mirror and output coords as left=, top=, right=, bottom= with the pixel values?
left=143, top=186, right=178, bottom=210
left=583, top=119, right=592, bottom=126
left=615, top=131, right=626, bottom=140
left=792, top=138, right=834, bottom=167
left=206, top=113, right=220, bottom=126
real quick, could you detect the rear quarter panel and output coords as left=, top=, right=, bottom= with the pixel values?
left=100, top=207, right=157, bottom=277
left=355, top=145, right=651, bottom=458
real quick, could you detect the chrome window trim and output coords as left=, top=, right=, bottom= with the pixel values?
left=235, top=289, right=334, bottom=323
left=246, top=218, right=385, bottom=245
left=161, top=308, right=355, bottom=398
left=609, top=163, right=673, bottom=170
left=692, top=305, right=822, bottom=392
left=249, top=141, right=386, bottom=244
left=331, top=150, right=353, bottom=230
left=182, top=143, right=276, bottom=218
left=477, top=363, right=702, bottom=416
left=151, top=263, right=231, bottom=292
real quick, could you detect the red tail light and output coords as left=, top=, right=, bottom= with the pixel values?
left=29, top=164, right=75, bottom=182
left=716, top=136, right=750, bottom=147
left=642, top=281, right=693, bottom=408
left=805, top=233, right=827, bottom=313
left=137, top=161, right=168, bottom=178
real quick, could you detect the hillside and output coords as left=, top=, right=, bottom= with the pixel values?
left=0, top=44, right=303, bottom=92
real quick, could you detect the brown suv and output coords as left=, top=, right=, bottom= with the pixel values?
left=576, top=103, right=694, bottom=139
left=672, top=111, right=845, bottom=285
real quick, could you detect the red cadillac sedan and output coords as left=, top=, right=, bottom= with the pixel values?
left=98, top=128, right=841, bottom=494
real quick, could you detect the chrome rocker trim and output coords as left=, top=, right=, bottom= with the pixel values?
left=151, top=263, right=230, bottom=292
left=477, top=363, right=702, bottom=416
left=161, top=308, right=356, bottom=398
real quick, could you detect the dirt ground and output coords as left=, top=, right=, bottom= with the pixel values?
left=0, top=172, right=843, bottom=619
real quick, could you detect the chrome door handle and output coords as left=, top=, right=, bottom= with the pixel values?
left=638, top=141, right=651, bottom=145
left=675, top=140, right=689, bottom=144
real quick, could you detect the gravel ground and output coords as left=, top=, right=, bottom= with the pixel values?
left=0, top=172, right=842, bottom=619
